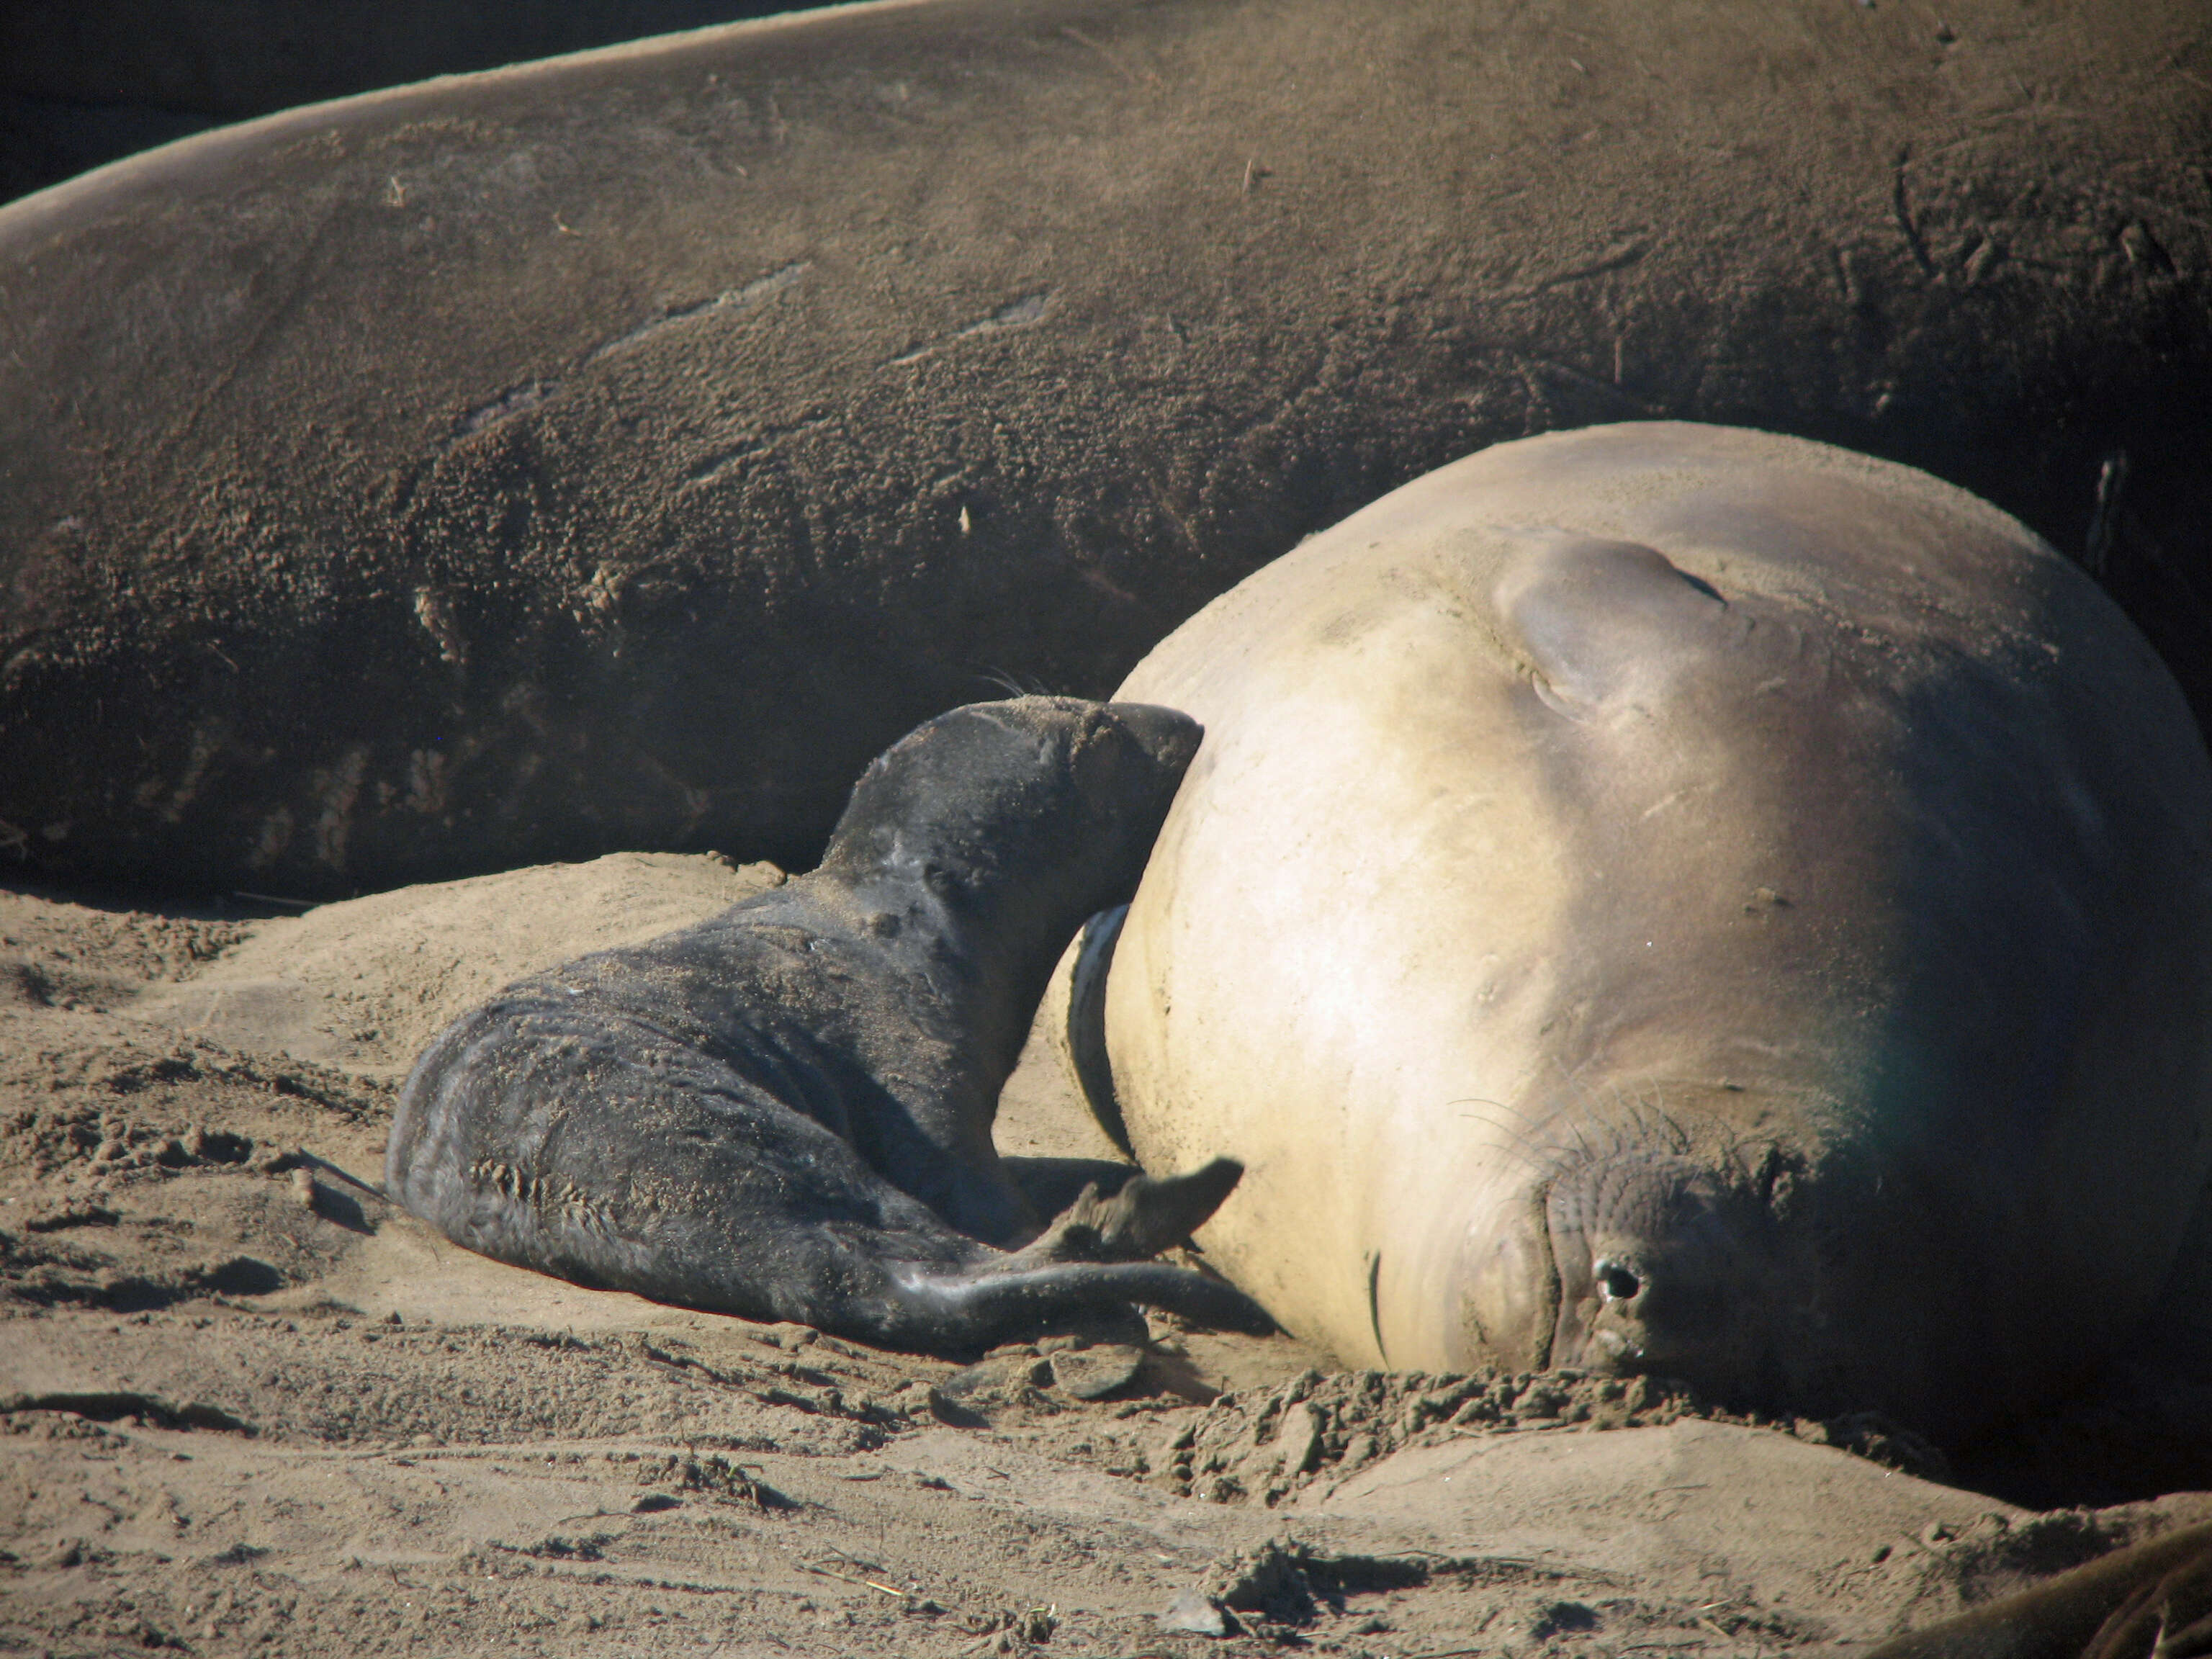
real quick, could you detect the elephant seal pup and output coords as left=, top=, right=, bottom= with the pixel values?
left=1058, top=422, right=2212, bottom=1439
left=385, top=696, right=1265, bottom=1354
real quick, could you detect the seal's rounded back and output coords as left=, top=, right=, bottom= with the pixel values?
left=1082, top=421, right=2212, bottom=1434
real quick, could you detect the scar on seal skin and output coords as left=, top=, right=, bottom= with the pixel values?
left=384, top=696, right=1267, bottom=1354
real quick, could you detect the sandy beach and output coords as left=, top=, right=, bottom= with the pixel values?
left=6, top=853, right=2211, bottom=1657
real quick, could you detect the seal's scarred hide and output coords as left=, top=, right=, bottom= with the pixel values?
left=0, top=0, right=2206, bottom=894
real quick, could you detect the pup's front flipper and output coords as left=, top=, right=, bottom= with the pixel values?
left=1014, top=1156, right=1246, bottom=1264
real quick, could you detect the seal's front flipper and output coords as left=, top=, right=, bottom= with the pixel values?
left=1015, top=1156, right=1244, bottom=1264
left=1046, top=905, right=1136, bottom=1156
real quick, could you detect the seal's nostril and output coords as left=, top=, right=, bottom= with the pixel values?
left=1596, top=1261, right=1642, bottom=1303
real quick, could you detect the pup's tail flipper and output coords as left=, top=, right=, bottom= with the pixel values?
left=878, top=1155, right=1270, bottom=1348
left=893, top=1255, right=1274, bottom=1350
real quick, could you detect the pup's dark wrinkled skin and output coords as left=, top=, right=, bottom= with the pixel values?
left=385, top=697, right=1264, bottom=1353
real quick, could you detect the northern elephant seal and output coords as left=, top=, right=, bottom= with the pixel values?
left=1, top=0, right=2205, bottom=897
left=385, top=696, right=1266, bottom=1352
left=1057, top=422, right=2212, bottom=1437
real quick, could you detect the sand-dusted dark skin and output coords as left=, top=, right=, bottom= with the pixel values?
left=384, top=697, right=1264, bottom=1352
left=1864, top=1519, right=2212, bottom=1658
left=0, top=0, right=2204, bottom=898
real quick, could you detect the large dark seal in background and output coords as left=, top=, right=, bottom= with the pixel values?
left=385, top=696, right=1264, bottom=1351
left=1055, top=424, right=2212, bottom=1441
left=0, top=0, right=2206, bottom=896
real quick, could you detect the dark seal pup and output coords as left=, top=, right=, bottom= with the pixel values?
left=384, top=696, right=1264, bottom=1352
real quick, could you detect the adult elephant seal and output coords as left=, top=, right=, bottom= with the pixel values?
left=1, top=0, right=2206, bottom=899
left=385, top=696, right=1265, bottom=1352
left=1056, top=422, right=2212, bottom=1438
